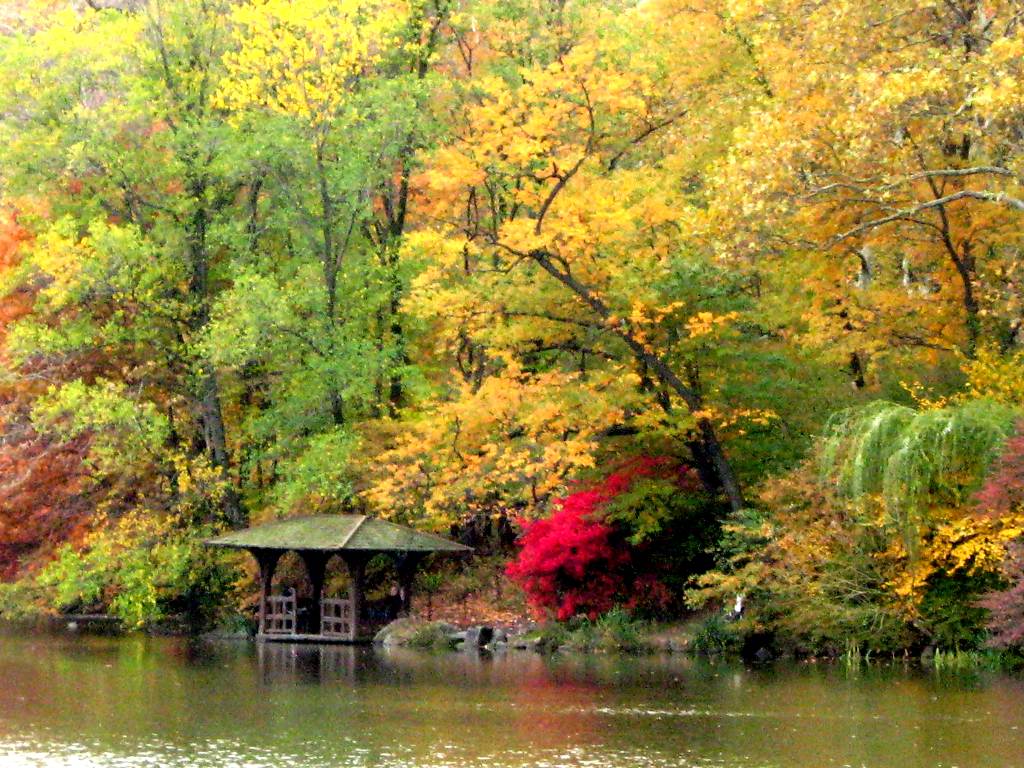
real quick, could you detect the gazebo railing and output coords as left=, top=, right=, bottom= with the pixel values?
left=263, top=594, right=297, bottom=635
left=261, top=595, right=357, bottom=639
left=320, top=598, right=354, bottom=640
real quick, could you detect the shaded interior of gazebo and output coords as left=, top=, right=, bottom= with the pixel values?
left=206, top=515, right=471, bottom=643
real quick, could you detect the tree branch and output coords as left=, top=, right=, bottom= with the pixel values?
left=836, top=189, right=1024, bottom=241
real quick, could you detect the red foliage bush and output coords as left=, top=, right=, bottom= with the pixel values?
left=505, top=457, right=674, bottom=621
left=0, top=428, right=92, bottom=579
left=981, top=543, right=1024, bottom=649
left=976, top=425, right=1024, bottom=517
left=977, top=427, right=1024, bottom=648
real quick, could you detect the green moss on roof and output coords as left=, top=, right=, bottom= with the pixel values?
left=204, top=514, right=471, bottom=553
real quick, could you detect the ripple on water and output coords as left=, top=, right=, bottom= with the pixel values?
left=0, top=738, right=752, bottom=768
left=1, top=636, right=1022, bottom=768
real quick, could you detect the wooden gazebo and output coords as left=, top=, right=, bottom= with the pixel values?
left=205, top=514, right=470, bottom=643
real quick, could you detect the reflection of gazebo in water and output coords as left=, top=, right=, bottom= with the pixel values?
left=205, top=514, right=471, bottom=643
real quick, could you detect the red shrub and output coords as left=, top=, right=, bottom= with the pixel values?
left=981, top=543, right=1024, bottom=649
left=976, top=425, right=1024, bottom=517
left=505, top=457, right=674, bottom=621
left=977, top=427, right=1024, bottom=647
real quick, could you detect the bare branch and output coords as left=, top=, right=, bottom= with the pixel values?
left=836, top=189, right=1024, bottom=241
left=533, top=155, right=587, bottom=236
left=606, top=108, right=689, bottom=171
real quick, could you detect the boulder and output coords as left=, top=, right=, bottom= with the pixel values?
left=463, top=625, right=494, bottom=649
left=508, top=634, right=538, bottom=650
left=374, top=618, right=457, bottom=648
left=490, top=628, right=509, bottom=646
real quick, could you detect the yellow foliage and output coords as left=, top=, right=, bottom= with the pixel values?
left=363, top=359, right=632, bottom=524
left=962, top=346, right=1024, bottom=406
left=380, top=0, right=763, bottom=525
left=217, top=0, right=404, bottom=128
left=707, top=0, right=1024, bottom=367
left=685, top=311, right=738, bottom=339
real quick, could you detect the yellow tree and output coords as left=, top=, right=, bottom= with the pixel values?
left=368, top=0, right=769, bottom=518
left=708, top=0, right=1024, bottom=380
left=364, top=358, right=634, bottom=524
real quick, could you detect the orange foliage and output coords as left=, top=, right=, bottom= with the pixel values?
left=0, top=210, right=93, bottom=578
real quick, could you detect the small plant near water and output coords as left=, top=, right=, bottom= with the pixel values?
left=415, top=571, right=445, bottom=620
left=0, top=581, right=44, bottom=623
left=690, top=614, right=742, bottom=655
left=841, top=639, right=869, bottom=670
left=525, top=608, right=650, bottom=654
left=929, top=648, right=1005, bottom=673
left=562, top=607, right=650, bottom=654
left=523, top=622, right=569, bottom=653
left=405, top=622, right=458, bottom=651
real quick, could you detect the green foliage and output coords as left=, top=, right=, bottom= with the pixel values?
left=603, top=478, right=679, bottom=545
left=0, top=580, right=45, bottom=622
left=584, top=607, right=649, bottom=653
left=929, top=648, right=1006, bottom=673
left=268, top=428, right=359, bottom=513
left=525, top=609, right=652, bottom=654
left=689, top=614, right=742, bottom=655
left=710, top=506, right=770, bottom=572
left=415, top=570, right=445, bottom=595
left=405, top=621, right=458, bottom=650
left=918, top=572, right=1003, bottom=652
left=6, top=317, right=97, bottom=361
left=112, top=535, right=240, bottom=631
left=37, top=542, right=110, bottom=613
left=37, top=518, right=242, bottom=632
left=31, top=379, right=170, bottom=480
left=605, top=477, right=726, bottom=613
left=529, top=622, right=570, bottom=654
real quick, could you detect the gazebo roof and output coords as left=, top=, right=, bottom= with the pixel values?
left=205, top=514, right=471, bottom=554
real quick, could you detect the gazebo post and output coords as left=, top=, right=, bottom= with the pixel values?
left=300, top=551, right=328, bottom=634
left=395, top=552, right=424, bottom=617
left=342, top=553, right=369, bottom=641
left=254, top=549, right=281, bottom=637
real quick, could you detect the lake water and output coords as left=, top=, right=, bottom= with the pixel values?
left=0, top=635, right=1022, bottom=767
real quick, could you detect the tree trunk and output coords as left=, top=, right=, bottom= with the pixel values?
left=696, top=418, right=745, bottom=513
left=198, top=365, right=245, bottom=526
left=387, top=256, right=408, bottom=414
left=317, top=147, right=346, bottom=426
left=530, top=249, right=745, bottom=511
left=187, top=175, right=246, bottom=527
left=953, top=241, right=980, bottom=357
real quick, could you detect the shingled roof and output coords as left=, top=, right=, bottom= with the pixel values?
left=204, top=514, right=471, bottom=554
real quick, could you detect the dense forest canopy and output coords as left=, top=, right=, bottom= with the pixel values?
left=1, top=0, right=1024, bottom=652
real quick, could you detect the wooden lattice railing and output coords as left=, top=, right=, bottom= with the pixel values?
left=263, top=594, right=297, bottom=635
left=321, top=598, right=354, bottom=640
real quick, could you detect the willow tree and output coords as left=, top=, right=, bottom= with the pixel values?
left=815, top=396, right=1022, bottom=604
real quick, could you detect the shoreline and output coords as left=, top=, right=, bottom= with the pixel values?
left=4, top=614, right=1020, bottom=672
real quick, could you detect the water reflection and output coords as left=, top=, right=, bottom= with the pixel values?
left=256, top=641, right=359, bottom=684
left=0, top=635, right=1022, bottom=767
